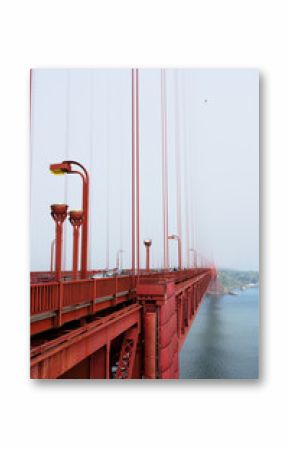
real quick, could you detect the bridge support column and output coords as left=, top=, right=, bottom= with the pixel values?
left=177, top=294, right=182, bottom=338
left=137, top=278, right=179, bottom=379
left=144, top=312, right=157, bottom=379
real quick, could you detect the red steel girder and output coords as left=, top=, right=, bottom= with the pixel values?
left=31, top=304, right=141, bottom=379
left=136, top=269, right=213, bottom=379
left=115, top=326, right=139, bottom=379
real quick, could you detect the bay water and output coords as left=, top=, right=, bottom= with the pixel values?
left=180, top=288, right=259, bottom=379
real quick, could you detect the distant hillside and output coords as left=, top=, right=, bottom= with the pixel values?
left=218, top=270, right=259, bottom=293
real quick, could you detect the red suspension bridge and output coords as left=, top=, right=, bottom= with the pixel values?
left=30, top=69, right=218, bottom=379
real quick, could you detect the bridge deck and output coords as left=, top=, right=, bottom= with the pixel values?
left=30, top=268, right=213, bottom=335
left=30, top=268, right=215, bottom=378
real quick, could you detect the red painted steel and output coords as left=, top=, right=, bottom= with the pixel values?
left=50, top=239, right=55, bottom=273
left=50, top=204, right=68, bottom=281
left=115, top=326, right=139, bottom=379
left=65, top=162, right=89, bottom=278
left=174, top=71, right=183, bottom=269
left=69, top=210, right=83, bottom=279
left=131, top=68, right=141, bottom=275
left=161, top=69, right=169, bottom=270
left=89, top=347, right=107, bottom=379
left=131, top=69, right=136, bottom=274
left=136, top=268, right=213, bottom=379
left=30, top=275, right=135, bottom=335
left=144, top=312, right=157, bottom=379
left=50, top=161, right=89, bottom=278
left=30, top=282, right=59, bottom=315
left=31, top=269, right=214, bottom=377
left=136, top=68, right=140, bottom=275
left=159, top=294, right=179, bottom=378
left=31, top=304, right=141, bottom=379
left=31, top=156, right=217, bottom=379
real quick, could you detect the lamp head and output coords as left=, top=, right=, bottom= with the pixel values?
left=50, top=162, right=72, bottom=175
left=69, top=210, right=83, bottom=227
left=143, top=239, right=152, bottom=247
left=168, top=234, right=179, bottom=240
left=50, top=204, right=68, bottom=223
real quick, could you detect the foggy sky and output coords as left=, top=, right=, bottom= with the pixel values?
left=30, top=68, right=259, bottom=272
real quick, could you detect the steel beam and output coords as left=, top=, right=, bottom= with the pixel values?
left=31, top=304, right=141, bottom=379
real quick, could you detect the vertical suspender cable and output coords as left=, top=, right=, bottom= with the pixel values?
left=136, top=69, right=140, bottom=275
left=187, top=73, right=196, bottom=267
left=131, top=68, right=140, bottom=274
left=187, top=72, right=198, bottom=267
left=164, top=71, right=169, bottom=269
left=88, top=71, right=94, bottom=271
left=118, top=74, right=125, bottom=268
left=30, top=70, right=32, bottom=136
left=174, top=71, right=182, bottom=268
left=161, top=70, right=164, bottom=267
left=181, top=72, right=190, bottom=268
left=161, top=69, right=169, bottom=270
left=63, top=69, right=70, bottom=272
left=106, top=145, right=110, bottom=270
left=106, top=75, right=110, bottom=270
left=119, top=107, right=124, bottom=265
left=30, top=70, right=33, bottom=218
left=131, top=69, right=136, bottom=274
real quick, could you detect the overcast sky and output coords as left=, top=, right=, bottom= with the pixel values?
left=30, top=68, right=259, bottom=272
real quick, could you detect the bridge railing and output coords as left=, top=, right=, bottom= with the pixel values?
left=62, top=279, right=95, bottom=307
left=31, top=282, right=60, bottom=315
left=30, top=275, right=135, bottom=318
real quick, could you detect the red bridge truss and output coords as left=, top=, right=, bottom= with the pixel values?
left=30, top=268, right=216, bottom=379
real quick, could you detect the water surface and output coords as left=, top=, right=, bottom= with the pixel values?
left=180, top=288, right=259, bottom=379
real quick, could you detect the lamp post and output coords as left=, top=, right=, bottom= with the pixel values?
left=189, top=248, right=194, bottom=268
left=50, top=204, right=68, bottom=281
left=116, top=249, right=124, bottom=271
left=168, top=234, right=182, bottom=270
left=50, top=239, right=55, bottom=273
left=50, top=160, right=89, bottom=278
left=69, top=210, right=83, bottom=279
left=194, top=250, right=198, bottom=268
left=143, top=239, right=152, bottom=272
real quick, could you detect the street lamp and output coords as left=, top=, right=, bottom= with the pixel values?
left=194, top=249, right=198, bottom=268
left=168, top=234, right=182, bottom=270
left=50, top=239, right=55, bottom=273
left=69, top=210, right=83, bottom=279
left=116, top=249, right=124, bottom=271
left=50, top=204, right=68, bottom=281
left=50, top=160, right=89, bottom=278
left=189, top=248, right=195, bottom=268
left=143, top=239, right=152, bottom=272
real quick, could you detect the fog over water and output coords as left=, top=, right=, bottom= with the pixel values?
left=30, top=69, right=259, bottom=272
